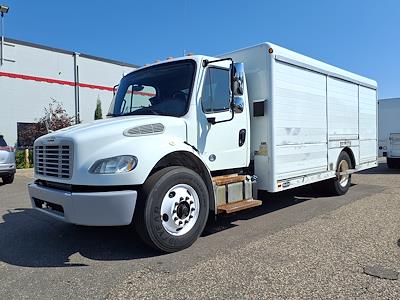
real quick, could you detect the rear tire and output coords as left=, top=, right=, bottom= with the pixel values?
left=387, top=157, right=400, bottom=169
left=134, top=166, right=209, bottom=253
left=2, top=174, right=14, bottom=184
left=326, top=152, right=352, bottom=196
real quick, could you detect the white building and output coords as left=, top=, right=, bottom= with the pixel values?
left=0, top=37, right=138, bottom=145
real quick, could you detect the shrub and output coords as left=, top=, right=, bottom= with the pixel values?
left=16, top=150, right=33, bottom=169
left=94, top=97, right=103, bottom=120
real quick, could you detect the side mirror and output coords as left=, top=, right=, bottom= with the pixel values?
left=231, top=62, right=245, bottom=96
left=232, top=96, right=244, bottom=113
left=230, top=62, right=245, bottom=114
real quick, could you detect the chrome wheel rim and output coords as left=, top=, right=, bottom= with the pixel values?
left=338, top=160, right=350, bottom=187
left=160, top=184, right=200, bottom=236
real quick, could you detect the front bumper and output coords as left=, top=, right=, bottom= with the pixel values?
left=28, top=183, right=137, bottom=226
left=0, top=163, right=16, bottom=176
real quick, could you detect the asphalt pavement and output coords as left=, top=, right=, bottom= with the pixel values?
left=0, top=163, right=398, bottom=299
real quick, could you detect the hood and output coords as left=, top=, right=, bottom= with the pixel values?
left=36, top=115, right=188, bottom=145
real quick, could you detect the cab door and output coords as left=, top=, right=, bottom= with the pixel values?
left=197, top=64, right=249, bottom=171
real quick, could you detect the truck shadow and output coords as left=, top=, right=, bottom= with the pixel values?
left=359, top=162, right=400, bottom=175
left=0, top=208, right=159, bottom=268
left=203, top=185, right=323, bottom=236
left=0, top=185, right=350, bottom=268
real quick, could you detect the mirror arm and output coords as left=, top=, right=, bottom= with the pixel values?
left=202, top=57, right=233, bottom=67
left=204, top=57, right=237, bottom=125
left=207, top=108, right=234, bottom=125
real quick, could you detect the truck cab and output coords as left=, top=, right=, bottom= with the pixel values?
left=29, top=55, right=253, bottom=252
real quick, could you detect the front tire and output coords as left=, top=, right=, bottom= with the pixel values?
left=2, top=174, right=14, bottom=184
left=134, top=166, right=209, bottom=252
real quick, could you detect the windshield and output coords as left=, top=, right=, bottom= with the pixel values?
left=108, top=60, right=196, bottom=117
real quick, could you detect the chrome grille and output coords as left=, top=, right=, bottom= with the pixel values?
left=35, top=143, right=73, bottom=179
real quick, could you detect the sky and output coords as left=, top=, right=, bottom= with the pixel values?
left=2, top=0, right=400, bottom=98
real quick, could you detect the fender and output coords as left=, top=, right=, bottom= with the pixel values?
left=150, top=147, right=216, bottom=213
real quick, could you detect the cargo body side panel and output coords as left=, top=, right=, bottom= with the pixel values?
left=359, top=86, right=378, bottom=163
left=222, top=42, right=377, bottom=192
left=273, top=61, right=328, bottom=179
left=378, top=98, right=400, bottom=158
left=327, top=77, right=360, bottom=168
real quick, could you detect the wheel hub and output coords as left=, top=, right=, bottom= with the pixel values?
left=338, top=159, right=350, bottom=187
left=176, top=202, right=190, bottom=219
left=160, top=184, right=200, bottom=236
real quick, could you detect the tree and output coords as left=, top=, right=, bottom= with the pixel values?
left=16, top=99, right=74, bottom=148
left=38, top=98, right=75, bottom=132
left=94, top=96, right=103, bottom=120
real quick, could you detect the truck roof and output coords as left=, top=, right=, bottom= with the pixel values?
left=222, top=42, right=377, bottom=89
left=378, top=97, right=400, bottom=102
left=124, top=55, right=207, bottom=74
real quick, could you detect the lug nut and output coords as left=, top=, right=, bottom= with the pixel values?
left=175, top=202, right=178, bottom=206
left=174, top=217, right=178, bottom=221
left=168, top=191, right=176, bottom=198
left=191, top=208, right=195, bottom=211
left=185, top=196, right=189, bottom=200
left=179, top=221, right=183, bottom=225
left=173, top=210, right=176, bottom=213
left=189, top=215, right=193, bottom=219
left=184, top=220, right=189, bottom=224
left=190, top=200, right=193, bottom=204
left=180, top=197, right=184, bottom=201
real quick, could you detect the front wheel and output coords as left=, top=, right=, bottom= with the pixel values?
left=2, top=174, right=14, bottom=184
left=134, top=166, right=209, bottom=252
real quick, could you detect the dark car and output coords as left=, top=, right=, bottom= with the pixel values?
left=0, top=135, right=16, bottom=184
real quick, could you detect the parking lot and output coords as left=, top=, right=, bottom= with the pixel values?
left=0, top=161, right=399, bottom=299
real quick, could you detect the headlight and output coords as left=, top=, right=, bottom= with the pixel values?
left=89, top=155, right=138, bottom=174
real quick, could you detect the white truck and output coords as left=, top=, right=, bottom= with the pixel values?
left=378, top=98, right=400, bottom=168
left=28, top=43, right=378, bottom=252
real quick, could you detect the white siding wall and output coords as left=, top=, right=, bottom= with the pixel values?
left=0, top=39, right=136, bottom=145
left=78, top=57, right=133, bottom=123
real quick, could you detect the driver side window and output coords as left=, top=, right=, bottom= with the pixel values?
left=201, top=68, right=230, bottom=113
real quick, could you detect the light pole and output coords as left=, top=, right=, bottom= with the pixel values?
left=0, top=4, right=9, bottom=66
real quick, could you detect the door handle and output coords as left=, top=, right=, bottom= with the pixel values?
left=239, top=129, right=246, bottom=147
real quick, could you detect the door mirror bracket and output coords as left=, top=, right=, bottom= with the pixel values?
left=205, top=60, right=245, bottom=125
